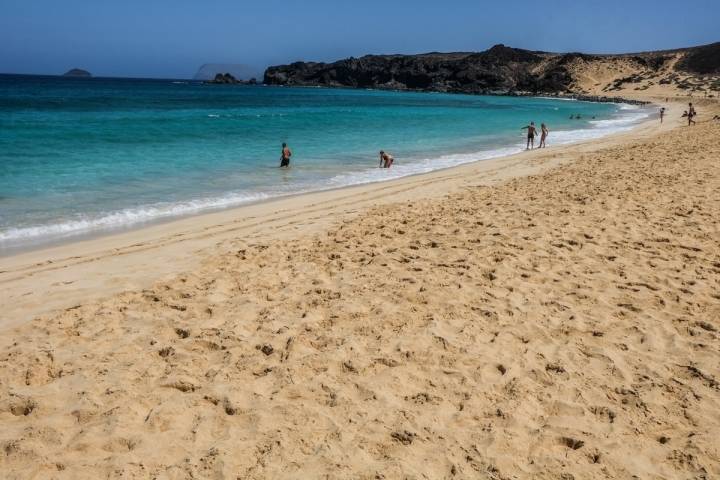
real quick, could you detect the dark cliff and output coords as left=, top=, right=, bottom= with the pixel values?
left=264, top=45, right=570, bottom=94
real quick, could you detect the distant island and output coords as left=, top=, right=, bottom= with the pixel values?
left=194, top=63, right=260, bottom=82
left=205, top=73, right=257, bottom=85
left=63, top=68, right=92, bottom=78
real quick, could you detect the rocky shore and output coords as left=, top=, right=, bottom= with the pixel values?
left=535, top=93, right=651, bottom=106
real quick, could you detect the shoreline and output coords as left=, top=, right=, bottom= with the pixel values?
left=1, top=93, right=718, bottom=478
left=212, top=79, right=655, bottom=105
left=0, top=100, right=675, bottom=331
left=0, top=96, right=654, bottom=256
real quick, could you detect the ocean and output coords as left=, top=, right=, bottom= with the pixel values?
left=0, top=74, right=652, bottom=252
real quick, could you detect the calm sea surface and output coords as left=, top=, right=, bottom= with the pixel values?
left=0, top=74, right=651, bottom=251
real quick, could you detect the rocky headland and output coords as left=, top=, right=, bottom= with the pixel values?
left=264, top=43, right=720, bottom=98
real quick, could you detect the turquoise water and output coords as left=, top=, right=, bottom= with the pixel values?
left=0, top=75, right=651, bottom=252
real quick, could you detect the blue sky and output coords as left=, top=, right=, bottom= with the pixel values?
left=1, top=0, right=718, bottom=78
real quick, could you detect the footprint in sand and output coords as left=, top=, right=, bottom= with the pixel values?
left=3, top=396, right=38, bottom=416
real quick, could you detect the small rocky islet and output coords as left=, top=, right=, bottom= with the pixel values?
left=62, top=68, right=92, bottom=78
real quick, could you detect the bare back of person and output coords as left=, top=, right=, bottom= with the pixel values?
left=280, top=143, right=292, bottom=167
left=379, top=150, right=394, bottom=168
left=522, top=122, right=538, bottom=149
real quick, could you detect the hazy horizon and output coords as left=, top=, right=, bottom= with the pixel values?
left=1, top=0, right=719, bottom=79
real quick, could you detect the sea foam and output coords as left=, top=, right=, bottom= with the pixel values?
left=0, top=192, right=269, bottom=244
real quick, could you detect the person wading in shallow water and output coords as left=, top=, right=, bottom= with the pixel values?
left=280, top=142, right=292, bottom=167
left=379, top=150, right=394, bottom=168
left=539, top=123, right=549, bottom=148
left=521, top=122, right=538, bottom=149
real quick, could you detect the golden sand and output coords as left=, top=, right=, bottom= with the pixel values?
left=1, top=100, right=719, bottom=479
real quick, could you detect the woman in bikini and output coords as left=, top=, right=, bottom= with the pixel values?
left=538, top=123, right=549, bottom=148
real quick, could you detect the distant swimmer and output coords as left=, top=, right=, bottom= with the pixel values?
left=569, top=114, right=575, bottom=120
left=379, top=150, right=394, bottom=168
left=539, top=123, right=549, bottom=148
left=521, top=122, right=538, bottom=150
left=280, top=142, right=292, bottom=167
left=660, top=107, right=665, bottom=123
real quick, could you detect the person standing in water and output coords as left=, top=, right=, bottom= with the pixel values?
left=379, top=150, right=394, bottom=168
left=660, top=107, right=665, bottom=123
left=521, top=122, right=538, bottom=150
left=539, top=123, right=549, bottom=148
left=280, top=142, right=292, bottom=167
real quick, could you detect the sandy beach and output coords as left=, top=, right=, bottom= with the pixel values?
left=1, top=96, right=719, bottom=479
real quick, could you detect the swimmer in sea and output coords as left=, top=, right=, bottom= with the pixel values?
left=280, top=142, right=292, bottom=167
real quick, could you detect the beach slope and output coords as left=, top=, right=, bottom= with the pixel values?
left=1, top=113, right=719, bottom=478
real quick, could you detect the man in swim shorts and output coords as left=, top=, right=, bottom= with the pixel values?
left=280, top=142, right=292, bottom=167
left=521, top=122, right=538, bottom=149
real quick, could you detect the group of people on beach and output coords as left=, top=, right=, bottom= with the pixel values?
left=279, top=123, right=550, bottom=169
left=521, top=122, right=549, bottom=150
left=282, top=100, right=713, bottom=168
left=276, top=96, right=714, bottom=170
left=661, top=102, right=707, bottom=126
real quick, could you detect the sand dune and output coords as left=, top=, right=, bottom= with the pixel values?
left=567, top=54, right=720, bottom=100
left=1, top=103, right=719, bottom=479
